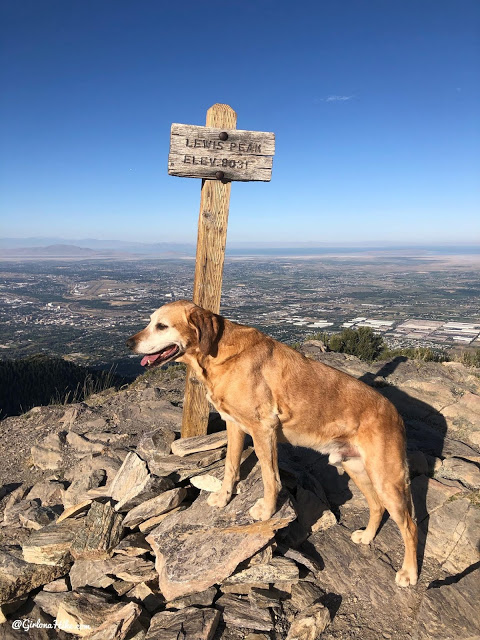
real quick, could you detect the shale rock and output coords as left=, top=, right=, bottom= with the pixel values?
left=286, top=602, right=331, bottom=640
left=216, top=594, right=273, bottom=631
left=125, top=582, right=162, bottom=613
left=146, top=607, right=220, bottom=640
left=108, top=452, right=150, bottom=508
left=223, top=557, right=299, bottom=586
left=170, top=431, right=228, bottom=457
left=70, top=500, right=124, bottom=560
left=136, top=427, right=177, bottom=460
left=423, top=497, right=480, bottom=573
left=146, top=463, right=295, bottom=601
left=165, top=586, right=217, bottom=610
left=113, top=532, right=151, bottom=557
left=414, top=568, right=480, bottom=639
left=55, top=588, right=134, bottom=637
left=123, top=488, right=186, bottom=529
left=31, top=433, right=64, bottom=471
left=114, top=475, right=174, bottom=513
left=63, top=469, right=106, bottom=510
left=147, top=449, right=226, bottom=481
left=0, top=545, right=69, bottom=605
left=81, top=601, right=142, bottom=640
left=66, top=432, right=105, bottom=456
left=22, top=519, right=82, bottom=566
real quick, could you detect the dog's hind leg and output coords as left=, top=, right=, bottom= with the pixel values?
left=207, top=420, right=245, bottom=509
left=249, top=422, right=282, bottom=522
left=342, top=457, right=385, bottom=545
left=363, top=451, right=418, bottom=587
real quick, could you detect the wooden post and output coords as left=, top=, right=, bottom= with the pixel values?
left=181, top=104, right=237, bottom=437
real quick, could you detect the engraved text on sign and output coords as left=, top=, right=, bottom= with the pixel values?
left=168, top=124, right=275, bottom=182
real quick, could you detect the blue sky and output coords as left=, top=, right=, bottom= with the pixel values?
left=1, top=0, right=479, bottom=244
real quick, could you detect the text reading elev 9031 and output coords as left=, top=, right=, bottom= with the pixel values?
left=168, top=123, right=275, bottom=182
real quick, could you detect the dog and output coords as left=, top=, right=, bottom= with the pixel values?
left=126, top=300, right=418, bottom=587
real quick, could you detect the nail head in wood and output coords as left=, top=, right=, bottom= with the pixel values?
left=215, top=171, right=225, bottom=180
left=219, top=131, right=228, bottom=141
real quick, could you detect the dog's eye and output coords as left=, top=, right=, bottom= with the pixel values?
left=156, top=323, right=167, bottom=330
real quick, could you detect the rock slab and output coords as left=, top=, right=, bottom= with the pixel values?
left=146, top=463, right=296, bottom=601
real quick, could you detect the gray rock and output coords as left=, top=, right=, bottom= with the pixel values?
left=19, top=502, right=59, bottom=530
left=43, top=577, right=69, bottom=592
left=436, top=456, right=480, bottom=490
left=113, top=533, right=151, bottom=557
left=2, top=486, right=30, bottom=525
left=70, top=500, right=124, bottom=560
left=281, top=548, right=322, bottom=577
left=114, top=475, right=174, bottom=513
left=63, top=469, right=106, bottom=509
left=424, top=497, right=480, bottom=573
left=286, top=602, right=331, bottom=640
left=249, top=587, right=284, bottom=610
left=82, top=601, right=142, bottom=640
left=22, top=520, right=82, bottom=566
left=216, top=594, right=273, bottom=631
left=25, top=478, right=67, bottom=508
left=411, top=475, right=463, bottom=522
left=66, top=431, right=105, bottom=456
left=108, top=452, right=149, bottom=508
left=85, top=430, right=128, bottom=445
left=64, top=453, right=122, bottom=485
left=123, top=488, right=187, bottom=529
left=31, top=433, right=64, bottom=471
left=57, top=500, right=93, bottom=523
left=0, top=545, right=69, bottom=605
left=34, top=590, right=69, bottom=617
left=223, top=557, right=299, bottom=586
left=145, top=463, right=296, bottom=601
left=69, top=558, right=117, bottom=590
left=138, top=505, right=188, bottom=534
left=125, top=582, right=162, bottom=613
left=146, top=607, right=220, bottom=640
left=308, top=526, right=417, bottom=609
left=171, top=431, right=228, bottom=457
left=289, top=582, right=324, bottom=612
left=414, top=568, right=480, bottom=639
left=166, top=586, right=217, bottom=610
left=136, top=427, right=177, bottom=460
left=112, top=557, right=157, bottom=584
left=56, top=589, right=137, bottom=637
left=147, top=449, right=226, bottom=481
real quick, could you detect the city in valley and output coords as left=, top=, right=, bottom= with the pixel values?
left=1, top=250, right=479, bottom=377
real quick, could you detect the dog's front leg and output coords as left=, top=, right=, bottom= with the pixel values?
left=249, top=423, right=282, bottom=521
left=207, top=420, right=245, bottom=509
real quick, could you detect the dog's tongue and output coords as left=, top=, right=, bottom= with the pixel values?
left=140, top=353, right=163, bottom=367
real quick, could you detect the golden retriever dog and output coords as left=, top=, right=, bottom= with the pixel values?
left=127, top=300, right=418, bottom=587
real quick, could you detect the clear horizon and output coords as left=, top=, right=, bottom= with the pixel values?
left=1, top=1, right=479, bottom=244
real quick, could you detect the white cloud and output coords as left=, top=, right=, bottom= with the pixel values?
left=323, top=95, right=354, bottom=102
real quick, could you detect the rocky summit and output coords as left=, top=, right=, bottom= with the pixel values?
left=0, top=350, right=479, bottom=639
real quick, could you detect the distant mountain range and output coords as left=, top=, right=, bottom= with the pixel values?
left=0, top=238, right=478, bottom=259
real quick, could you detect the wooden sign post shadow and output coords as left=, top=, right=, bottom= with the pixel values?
left=168, top=103, right=275, bottom=437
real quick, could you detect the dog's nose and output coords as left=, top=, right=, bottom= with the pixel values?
left=126, top=337, right=136, bottom=350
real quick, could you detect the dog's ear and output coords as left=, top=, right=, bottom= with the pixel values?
left=187, top=307, right=221, bottom=356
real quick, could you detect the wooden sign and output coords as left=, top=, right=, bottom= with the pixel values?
left=170, top=104, right=274, bottom=438
left=169, top=123, right=275, bottom=182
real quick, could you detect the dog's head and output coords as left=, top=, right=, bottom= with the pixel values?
left=126, top=300, right=222, bottom=368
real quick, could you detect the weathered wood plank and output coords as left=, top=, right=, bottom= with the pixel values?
left=169, top=123, right=274, bottom=181
left=181, top=103, right=236, bottom=438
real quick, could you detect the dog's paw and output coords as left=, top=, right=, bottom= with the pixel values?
left=249, top=498, right=274, bottom=522
left=351, top=528, right=374, bottom=545
left=395, top=568, right=418, bottom=587
left=207, top=491, right=229, bottom=508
